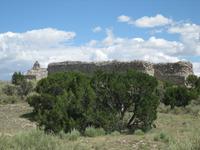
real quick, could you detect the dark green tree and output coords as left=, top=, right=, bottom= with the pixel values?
left=163, top=86, right=194, bottom=109
left=91, top=70, right=159, bottom=132
left=28, top=70, right=159, bottom=133
left=186, top=75, right=198, bottom=89
left=12, top=72, right=25, bottom=85
left=28, top=72, right=96, bottom=133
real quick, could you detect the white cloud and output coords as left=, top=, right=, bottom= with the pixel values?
left=0, top=24, right=200, bottom=79
left=0, top=28, right=76, bottom=79
left=92, top=26, right=102, bottom=33
left=117, top=15, right=131, bottom=23
left=0, top=28, right=76, bottom=51
left=168, top=23, right=200, bottom=55
left=143, top=53, right=179, bottom=63
left=193, top=62, right=200, bottom=76
left=135, top=14, right=173, bottom=28
left=87, top=40, right=98, bottom=47
left=118, top=14, right=173, bottom=28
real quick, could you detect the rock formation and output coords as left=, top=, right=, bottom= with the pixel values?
left=47, top=60, right=194, bottom=84
left=25, top=61, right=48, bottom=81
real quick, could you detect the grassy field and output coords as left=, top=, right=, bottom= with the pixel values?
left=0, top=102, right=200, bottom=150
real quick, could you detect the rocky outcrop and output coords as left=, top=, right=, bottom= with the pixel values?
left=25, top=61, right=48, bottom=81
left=47, top=60, right=194, bottom=84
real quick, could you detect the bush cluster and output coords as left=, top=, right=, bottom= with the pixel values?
left=158, top=75, right=200, bottom=110
left=0, top=72, right=34, bottom=104
left=28, top=70, right=159, bottom=134
left=162, top=86, right=195, bottom=109
left=84, top=126, right=105, bottom=137
left=12, top=72, right=34, bottom=99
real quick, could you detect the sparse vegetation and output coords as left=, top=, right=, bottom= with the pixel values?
left=134, top=129, right=145, bottom=135
left=153, top=132, right=170, bottom=143
left=59, top=129, right=81, bottom=141
left=1, top=71, right=200, bottom=149
left=84, top=126, right=105, bottom=137
left=0, top=130, right=61, bottom=150
left=1, top=101, right=200, bottom=149
left=0, top=73, right=34, bottom=104
left=0, top=81, right=21, bottom=104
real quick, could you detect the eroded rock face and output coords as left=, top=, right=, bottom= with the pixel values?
left=47, top=60, right=194, bottom=84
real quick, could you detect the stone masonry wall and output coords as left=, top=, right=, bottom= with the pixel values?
left=48, top=61, right=154, bottom=76
left=26, top=61, right=48, bottom=81
left=47, top=60, right=194, bottom=84
left=153, top=61, right=193, bottom=84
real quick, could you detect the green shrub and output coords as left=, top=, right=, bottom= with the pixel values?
left=2, top=84, right=17, bottom=96
left=134, top=129, right=145, bottom=135
left=12, top=72, right=25, bottom=86
left=0, top=95, right=20, bottom=104
left=84, top=126, right=105, bottom=137
left=186, top=75, right=200, bottom=94
left=58, top=130, right=67, bottom=139
left=17, top=80, right=34, bottom=98
left=153, top=134, right=159, bottom=141
left=66, top=129, right=81, bottom=141
left=110, top=131, right=121, bottom=136
left=153, top=132, right=170, bottom=143
left=163, top=86, right=193, bottom=109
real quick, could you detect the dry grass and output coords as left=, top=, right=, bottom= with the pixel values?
left=0, top=102, right=36, bottom=135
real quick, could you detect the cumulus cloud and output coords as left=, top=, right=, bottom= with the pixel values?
left=193, top=62, right=200, bottom=76
left=86, top=29, right=183, bottom=63
left=168, top=23, right=200, bottom=55
left=92, top=26, right=102, bottom=33
left=0, top=28, right=76, bottom=79
left=135, top=14, right=173, bottom=28
left=117, top=15, right=131, bottom=23
left=118, top=14, right=173, bottom=28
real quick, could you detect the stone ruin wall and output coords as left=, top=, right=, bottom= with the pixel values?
left=153, top=61, right=193, bottom=84
left=26, top=68, right=47, bottom=81
left=48, top=61, right=155, bottom=75
left=26, top=61, right=48, bottom=81
left=47, top=60, right=194, bottom=84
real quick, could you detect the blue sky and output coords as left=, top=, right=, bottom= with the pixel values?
left=0, top=0, right=200, bottom=80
